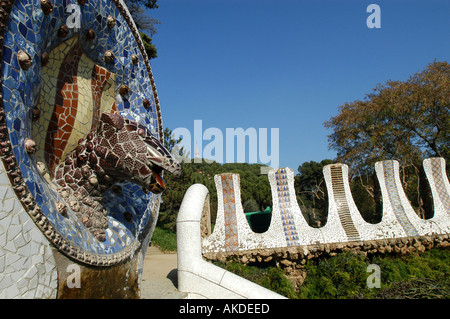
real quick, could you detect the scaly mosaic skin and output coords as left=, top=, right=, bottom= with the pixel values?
left=53, top=112, right=181, bottom=241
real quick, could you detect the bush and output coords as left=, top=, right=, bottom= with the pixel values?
left=212, top=247, right=450, bottom=299
left=151, top=226, right=177, bottom=252
left=243, top=199, right=260, bottom=213
left=213, top=261, right=297, bottom=299
left=299, top=251, right=372, bottom=299
left=259, top=267, right=298, bottom=299
left=299, top=247, right=450, bottom=299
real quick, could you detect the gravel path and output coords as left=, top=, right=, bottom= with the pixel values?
left=140, top=246, right=187, bottom=299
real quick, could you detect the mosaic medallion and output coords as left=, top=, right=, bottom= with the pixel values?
left=0, top=0, right=177, bottom=265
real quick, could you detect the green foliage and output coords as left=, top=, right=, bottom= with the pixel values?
left=159, top=129, right=273, bottom=234
left=295, top=159, right=334, bottom=226
left=134, top=0, right=158, bottom=9
left=299, top=251, right=370, bottom=299
left=374, top=278, right=450, bottom=299
left=139, top=32, right=158, bottom=60
left=163, top=127, right=183, bottom=153
left=243, top=199, right=259, bottom=213
left=124, top=0, right=158, bottom=9
left=151, top=226, right=177, bottom=252
left=259, top=267, right=298, bottom=299
left=299, top=247, right=450, bottom=299
left=325, top=60, right=450, bottom=216
left=373, top=247, right=450, bottom=283
left=124, top=0, right=159, bottom=60
left=212, top=247, right=450, bottom=299
left=350, top=176, right=379, bottom=223
left=213, top=261, right=297, bottom=299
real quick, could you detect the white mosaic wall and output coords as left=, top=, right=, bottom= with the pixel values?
left=0, top=160, right=57, bottom=299
left=202, top=158, right=450, bottom=254
left=202, top=174, right=267, bottom=253
left=268, top=168, right=323, bottom=246
left=178, top=183, right=286, bottom=299
left=319, top=164, right=350, bottom=243
left=420, top=158, right=450, bottom=234
left=375, top=160, right=441, bottom=237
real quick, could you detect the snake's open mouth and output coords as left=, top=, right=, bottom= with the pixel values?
left=94, top=113, right=182, bottom=195
left=139, top=147, right=181, bottom=194
left=141, top=164, right=166, bottom=194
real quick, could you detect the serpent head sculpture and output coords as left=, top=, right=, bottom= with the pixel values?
left=92, top=113, right=181, bottom=194
left=53, top=112, right=181, bottom=241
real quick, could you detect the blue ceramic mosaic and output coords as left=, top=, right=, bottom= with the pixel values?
left=1, top=0, right=160, bottom=256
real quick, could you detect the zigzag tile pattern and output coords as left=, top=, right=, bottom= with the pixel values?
left=44, top=42, right=83, bottom=176
left=275, top=168, right=299, bottom=246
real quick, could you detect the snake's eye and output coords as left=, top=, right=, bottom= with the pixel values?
left=147, top=146, right=161, bottom=158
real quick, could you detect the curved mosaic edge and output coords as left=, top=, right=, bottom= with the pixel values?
left=378, top=160, right=443, bottom=236
left=0, top=0, right=163, bottom=266
left=202, top=158, right=450, bottom=254
left=421, top=158, right=450, bottom=233
left=109, top=0, right=164, bottom=144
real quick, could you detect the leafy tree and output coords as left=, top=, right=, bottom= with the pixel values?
left=324, top=61, right=450, bottom=217
left=158, top=163, right=194, bottom=231
left=243, top=199, right=259, bottom=213
left=350, top=174, right=380, bottom=223
left=158, top=152, right=273, bottom=232
left=163, top=127, right=185, bottom=155
left=158, top=127, right=190, bottom=231
left=124, top=0, right=160, bottom=60
left=125, top=0, right=158, bottom=10
left=139, top=32, right=158, bottom=60
left=295, top=159, right=334, bottom=226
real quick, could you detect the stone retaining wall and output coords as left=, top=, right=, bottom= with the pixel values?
left=204, top=234, right=450, bottom=287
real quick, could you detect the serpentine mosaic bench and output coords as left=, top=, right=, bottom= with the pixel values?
left=202, top=158, right=450, bottom=262
left=0, top=0, right=181, bottom=298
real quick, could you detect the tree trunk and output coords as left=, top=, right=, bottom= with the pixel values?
left=372, top=172, right=383, bottom=223
left=419, top=163, right=434, bottom=219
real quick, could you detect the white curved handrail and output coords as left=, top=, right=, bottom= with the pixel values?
left=177, top=184, right=286, bottom=299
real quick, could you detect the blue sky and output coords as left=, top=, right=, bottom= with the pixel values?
left=147, top=0, right=450, bottom=173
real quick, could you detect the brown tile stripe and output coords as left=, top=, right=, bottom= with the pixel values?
left=221, top=174, right=239, bottom=252
left=330, top=165, right=361, bottom=241
left=44, top=42, right=83, bottom=177
left=91, top=64, right=117, bottom=132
